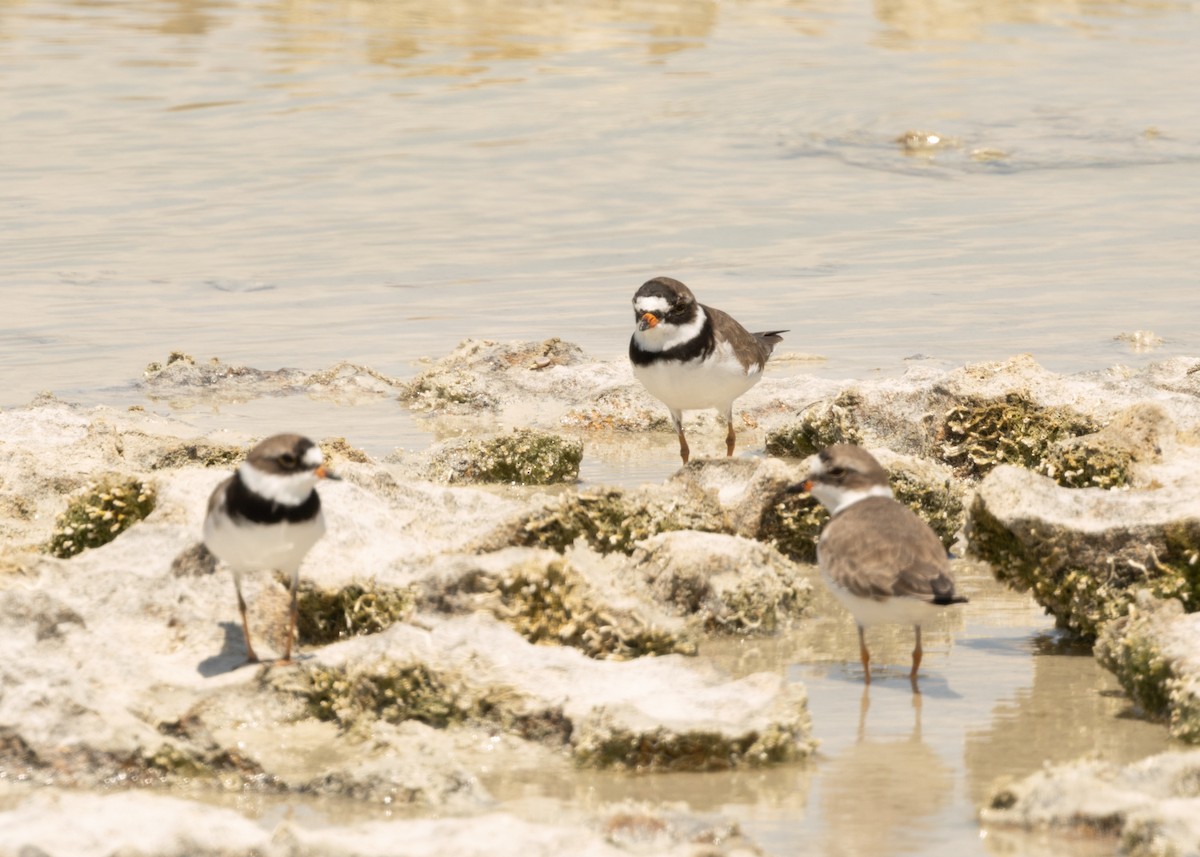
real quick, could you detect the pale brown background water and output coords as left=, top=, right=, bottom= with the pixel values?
left=1, top=0, right=1197, bottom=853
left=2, top=0, right=1199, bottom=410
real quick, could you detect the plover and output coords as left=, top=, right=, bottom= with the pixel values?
left=799, top=444, right=967, bottom=685
left=629, top=276, right=785, bottom=464
left=203, top=433, right=337, bottom=664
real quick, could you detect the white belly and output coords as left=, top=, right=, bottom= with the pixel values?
left=820, top=567, right=943, bottom=628
left=204, top=513, right=325, bottom=576
left=633, top=350, right=762, bottom=413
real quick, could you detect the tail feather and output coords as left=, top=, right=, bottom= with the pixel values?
left=754, top=330, right=787, bottom=352
left=931, top=573, right=968, bottom=606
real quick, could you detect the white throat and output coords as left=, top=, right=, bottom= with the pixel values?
left=633, top=305, right=707, bottom=353
left=813, top=483, right=893, bottom=515
left=239, top=462, right=318, bottom=506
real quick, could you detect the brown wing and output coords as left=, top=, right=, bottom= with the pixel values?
left=703, top=304, right=781, bottom=371
left=819, top=496, right=959, bottom=603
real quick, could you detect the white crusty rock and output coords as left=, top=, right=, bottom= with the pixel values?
left=982, top=750, right=1200, bottom=857
left=1096, top=593, right=1200, bottom=744
left=298, top=613, right=815, bottom=771
left=630, top=530, right=812, bottom=634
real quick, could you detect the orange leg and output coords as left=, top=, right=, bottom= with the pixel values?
left=910, top=625, right=923, bottom=680
left=670, top=409, right=690, bottom=464
left=281, top=572, right=299, bottom=664
left=234, top=574, right=259, bottom=664
left=725, top=420, right=736, bottom=457
left=858, top=624, right=871, bottom=684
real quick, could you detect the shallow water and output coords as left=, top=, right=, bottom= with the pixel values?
left=1, top=0, right=1194, bottom=851
left=2, top=0, right=1200, bottom=414
left=478, top=561, right=1175, bottom=857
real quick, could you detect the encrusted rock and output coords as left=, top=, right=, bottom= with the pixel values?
left=296, top=579, right=416, bottom=646
left=967, top=465, right=1200, bottom=637
left=1095, top=593, right=1200, bottom=743
left=495, top=483, right=732, bottom=556
left=765, top=392, right=866, bottom=459
left=407, top=549, right=695, bottom=659
left=630, top=531, right=811, bottom=634
left=292, top=614, right=815, bottom=771
left=424, top=429, right=583, bottom=485
left=1037, top=403, right=1172, bottom=490
left=401, top=338, right=590, bottom=415
left=982, top=750, right=1200, bottom=856
left=937, top=391, right=1099, bottom=479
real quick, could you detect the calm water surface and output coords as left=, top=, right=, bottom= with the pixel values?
left=1, top=0, right=1195, bottom=853
left=2, top=0, right=1199, bottom=411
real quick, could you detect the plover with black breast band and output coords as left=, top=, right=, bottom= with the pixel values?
left=203, top=433, right=338, bottom=665
left=797, top=444, right=968, bottom=688
left=629, top=276, right=786, bottom=464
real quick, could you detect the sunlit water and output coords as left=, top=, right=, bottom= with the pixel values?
left=1, top=0, right=1196, bottom=852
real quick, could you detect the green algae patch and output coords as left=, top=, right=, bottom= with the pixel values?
left=938, top=392, right=1099, bottom=479
left=1096, top=595, right=1200, bottom=743
left=46, top=477, right=157, bottom=559
left=427, top=429, right=582, bottom=485
left=1038, top=436, right=1133, bottom=490
left=305, top=662, right=474, bottom=729
left=296, top=581, right=415, bottom=646
left=765, top=393, right=865, bottom=459
left=144, top=741, right=272, bottom=789
left=513, top=485, right=731, bottom=556
left=427, top=556, right=696, bottom=659
left=301, top=661, right=570, bottom=744
left=755, top=492, right=826, bottom=564
left=889, top=467, right=965, bottom=550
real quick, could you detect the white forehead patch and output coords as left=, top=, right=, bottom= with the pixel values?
left=302, top=445, right=324, bottom=468
left=239, top=462, right=319, bottom=507
left=634, top=295, right=672, bottom=315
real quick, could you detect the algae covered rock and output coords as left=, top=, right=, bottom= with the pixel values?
left=292, top=615, right=815, bottom=771
left=968, top=465, right=1200, bottom=638
left=630, top=531, right=811, bottom=634
left=1037, top=403, right=1172, bottom=490
left=412, top=551, right=696, bottom=659
left=296, top=580, right=415, bottom=646
left=425, top=429, right=582, bottom=485
left=938, top=391, right=1099, bottom=479
left=765, top=392, right=865, bottom=459
left=881, top=451, right=966, bottom=550
left=506, top=484, right=732, bottom=556
left=757, top=491, right=826, bottom=564
left=1096, top=593, right=1200, bottom=743
left=45, top=476, right=157, bottom=558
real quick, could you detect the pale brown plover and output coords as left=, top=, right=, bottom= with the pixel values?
left=799, top=444, right=967, bottom=686
left=203, top=434, right=337, bottom=665
left=629, top=276, right=785, bottom=464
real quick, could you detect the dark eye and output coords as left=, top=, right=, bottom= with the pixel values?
left=828, top=466, right=847, bottom=479
left=279, top=452, right=297, bottom=469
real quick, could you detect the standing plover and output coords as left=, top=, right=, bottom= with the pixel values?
left=203, top=433, right=336, bottom=664
left=629, top=276, right=785, bottom=464
left=799, top=444, right=967, bottom=685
